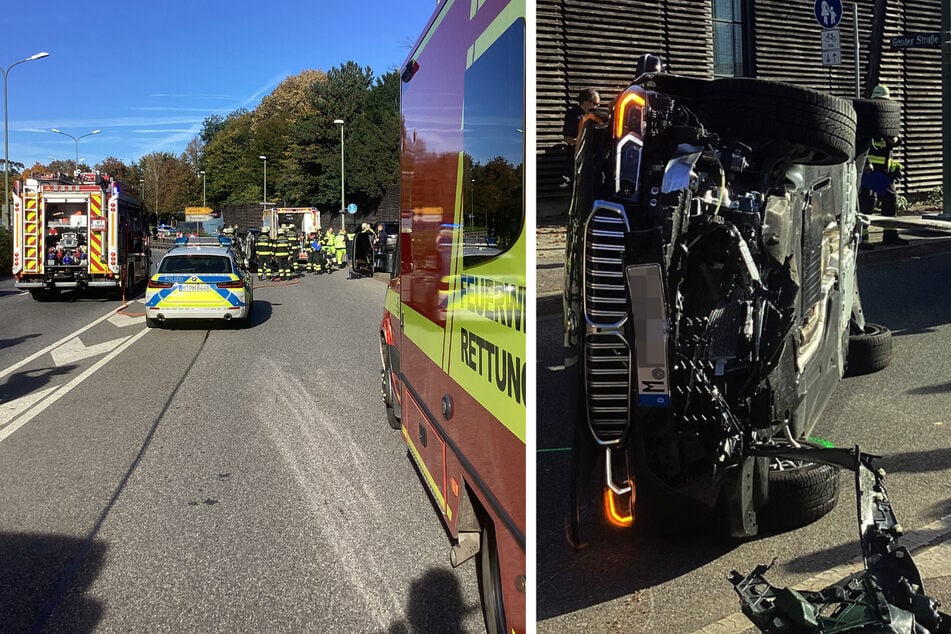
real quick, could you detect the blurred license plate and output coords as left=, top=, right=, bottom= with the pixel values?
left=181, top=283, right=210, bottom=292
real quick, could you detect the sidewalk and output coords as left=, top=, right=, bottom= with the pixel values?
left=536, top=215, right=951, bottom=316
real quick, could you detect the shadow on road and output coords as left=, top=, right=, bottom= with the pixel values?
left=0, top=365, right=77, bottom=404
left=0, top=332, right=41, bottom=353
left=385, top=568, right=480, bottom=633
left=0, top=531, right=105, bottom=632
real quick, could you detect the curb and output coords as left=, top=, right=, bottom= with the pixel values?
left=536, top=237, right=951, bottom=316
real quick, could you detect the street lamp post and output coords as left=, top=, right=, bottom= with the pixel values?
left=259, top=156, right=268, bottom=235
left=3, top=51, right=49, bottom=228
left=50, top=128, right=101, bottom=173
left=333, top=119, right=345, bottom=231
left=470, top=178, right=475, bottom=228
left=198, top=169, right=207, bottom=236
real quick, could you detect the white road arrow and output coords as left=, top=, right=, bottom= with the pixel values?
left=108, top=312, right=145, bottom=328
left=51, top=336, right=131, bottom=367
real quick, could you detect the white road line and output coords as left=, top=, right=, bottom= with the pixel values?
left=0, top=327, right=150, bottom=444
left=0, top=386, right=62, bottom=428
left=0, top=303, right=130, bottom=381
left=694, top=511, right=951, bottom=634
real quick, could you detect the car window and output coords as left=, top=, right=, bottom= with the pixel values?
left=159, top=255, right=232, bottom=274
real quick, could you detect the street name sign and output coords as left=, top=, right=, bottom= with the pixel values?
left=890, top=33, right=942, bottom=50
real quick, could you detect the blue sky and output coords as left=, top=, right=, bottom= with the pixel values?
left=1, top=1, right=437, bottom=170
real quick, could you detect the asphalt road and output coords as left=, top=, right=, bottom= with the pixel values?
left=536, top=249, right=951, bottom=632
left=0, top=263, right=485, bottom=632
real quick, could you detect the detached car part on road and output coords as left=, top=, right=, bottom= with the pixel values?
left=145, top=236, right=254, bottom=328
left=731, top=446, right=951, bottom=633
left=564, top=70, right=896, bottom=540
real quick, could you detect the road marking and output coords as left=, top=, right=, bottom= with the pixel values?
left=694, top=511, right=951, bottom=633
left=0, top=328, right=150, bottom=444
left=51, top=336, right=131, bottom=366
left=0, top=386, right=61, bottom=428
left=0, top=303, right=131, bottom=381
left=108, top=312, right=145, bottom=327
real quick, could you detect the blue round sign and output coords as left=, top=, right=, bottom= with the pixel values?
left=346, top=203, right=357, bottom=214
left=815, top=0, right=842, bottom=29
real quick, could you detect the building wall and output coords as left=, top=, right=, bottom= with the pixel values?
left=536, top=0, right=943, bottom=205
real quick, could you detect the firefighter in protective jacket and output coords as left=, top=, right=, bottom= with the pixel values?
left=860, top=84, right=907, bottom=246
left=255, top=230, right=273, bottom=280
left=273, top=227, right=292, bottom=279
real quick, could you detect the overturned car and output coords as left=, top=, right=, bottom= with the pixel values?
left=565, top=69, right=896, bottom=540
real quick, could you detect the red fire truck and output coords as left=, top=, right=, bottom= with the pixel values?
left=379, top=1, right=525, bottom=631
left=11, top=172, right=150, bottom=300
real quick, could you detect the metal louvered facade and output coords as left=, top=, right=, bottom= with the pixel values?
left=537, top=0, right=943, bottom=206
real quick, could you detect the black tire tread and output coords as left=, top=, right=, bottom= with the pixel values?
left=853, top=98, right=902, bottom=141
left=701, top=78, right=857, bottom=165
left=759, top=460, right=840, bottom=531
left=847, top=322, right=893, bottom=376
left=381, top=346, right=401, bottom=430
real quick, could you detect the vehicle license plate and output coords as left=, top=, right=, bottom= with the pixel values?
left=181, top=283, right=210, bottom=292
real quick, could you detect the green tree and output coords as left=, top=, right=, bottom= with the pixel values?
left=200, top=109, right=259, bottom=206
left=138, top=152, right=197, bottom=220
left=96, top=157, right=137, bottom=186
left=288, top=62, right=400, bottom=217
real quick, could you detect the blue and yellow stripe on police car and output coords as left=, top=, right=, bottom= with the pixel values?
left=145, top=275, right=247, bottom=308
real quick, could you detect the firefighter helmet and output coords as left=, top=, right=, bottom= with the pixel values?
left=871, top=84, right=891, bottom=100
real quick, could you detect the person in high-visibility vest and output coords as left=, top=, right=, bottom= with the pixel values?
left=335, top=228, right=348, bottom=268
left=255, top=230, right=273, bottom=280
left=323, top=227, right=337, bottom=271
left=859, top=84, right=907, bottom=247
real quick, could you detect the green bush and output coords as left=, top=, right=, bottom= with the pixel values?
left=0, top=227, right=11, bottom=275
left=926, top=187, right=943, bottom=207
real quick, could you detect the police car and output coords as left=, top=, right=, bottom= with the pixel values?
left=145, top=236, right=254, bottom=328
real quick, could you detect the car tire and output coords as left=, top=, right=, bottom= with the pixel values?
left=758, top=439, right=840, bottom=532
left=853, top=98, right=902, bottom=154
left=381, top=345, right=400, bottom=430
left=846, top=322, right=893, bottom=376
left=643, top=72, right=711, bottom=100
left=145, top=316, right=159, bottom=329
left=700, top=78, right=857, bottom=165
left=29, top=289, right=54, bottom=302
left=476, top=522, right=506, bottom=634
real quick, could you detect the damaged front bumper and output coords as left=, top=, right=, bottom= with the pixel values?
left=731, top=447, right=951, bottom=633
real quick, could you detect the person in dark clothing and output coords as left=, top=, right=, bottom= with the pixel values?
left=561, top=88, right=601, bottom=190
left=563, top=88, right=600, bottom=146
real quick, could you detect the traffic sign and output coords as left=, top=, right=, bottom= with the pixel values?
left=814, top=0, right=842, bottom=29
left=346, top=203, right=357, bottom=214
left=822, top=50, right=842, bottom=66
left=821, top=28, right=841, bottom=66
